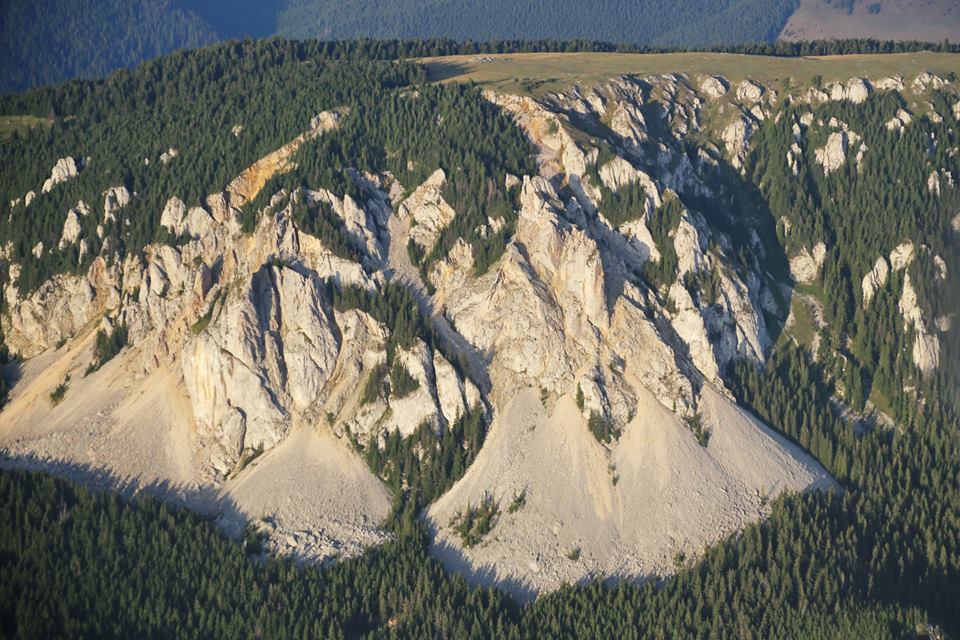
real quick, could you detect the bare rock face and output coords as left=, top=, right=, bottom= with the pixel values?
left=889, top=241, right=915, bottom=271
left=41, top=157, right=82, bottom=193
left=722, top=114, right=755, bottom=171
left=58, top=203, right=86, bottom=249
left=861, top=256, right=890, bottom=307
left=382, top=340, right=443, bottom=437
left=103, top=186, right=130, bottom=223
left=913, top=72, right=946, bottom=92
left=815, top=130, right=861, bottom=174
left=182, top=264, right=340, bottom=472
left=160, top=197, right=188, bottom=234
left=827, top=78, right=871, bottom=104
left=885, top=109, right=913, bottom=133
left=899, top=274, right=941, bottom=373
left=2, top=257, right=119, bottom=358
left=397, top=169, right=456, bottom=252
left=736, top=80, right=764, bottom=103
left=699, top=75, right=729, bottom=99
left=789, top=243, right=827, bottom=284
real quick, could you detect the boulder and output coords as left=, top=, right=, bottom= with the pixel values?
left=736, top=80, right=764, bottom=103
left=699, top=76, right=729, bottom=99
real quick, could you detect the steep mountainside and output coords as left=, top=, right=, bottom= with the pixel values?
left=781, top=0, right=960, bottom=44
left=277, top=0, right=798, bottom=46
left=1, top=45, right=959, bottom=608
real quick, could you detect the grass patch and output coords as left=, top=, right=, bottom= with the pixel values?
left=0, top=115, right=52, bottom=143
left=567, top=547, right=581, bottom=561
left=422, top=51, right=960, bottom=97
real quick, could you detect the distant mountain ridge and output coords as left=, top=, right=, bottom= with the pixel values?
left=4, top=0, right=958, bottom=94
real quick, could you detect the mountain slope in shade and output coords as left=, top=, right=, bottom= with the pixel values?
left=780, top=0, right=960, bottom=43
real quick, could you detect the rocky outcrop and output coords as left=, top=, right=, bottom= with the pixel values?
left=2, top=257, right=119, bottom=358
left=398, top=169, right=456, bottom=252
left=58, top=201, right=90, bottom=249
left=103, top=186, right=130, bottom=223
left=889, top=241, right=915, bottom=271
left=913, top=72, right=946, bottom=92
left=722, top=114, right=755, bottom=171
left=699, top=76, right=728, bottom=99
left=790, top=243, right=827, bottom=284
left=41, top=157, right=82, bottom=193
left=861, top=256, right=889, bottom=307
left=183, top=264, right=340, bottom=472
left=736, top=80, right=764, bottom=103
left=815, top=130, right=863, bottom=174
left=827, top=78, right=871, bottom=104
left=885, top=109, right=912, bottom=133
left=899, top=274, right=940, bottom=373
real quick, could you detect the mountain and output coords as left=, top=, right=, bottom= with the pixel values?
left=0, top=0, right=282, bottom=93
left=5, top=0, right=960, bottom=93
left=1, top=41, right=959, bottom=636
left=781, top=0, right=960, bottom=43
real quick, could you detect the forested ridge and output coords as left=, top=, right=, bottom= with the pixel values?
left=277, top=0, right=800, bottom=48
left=0, top=38, right=532, bottom=300
left=4, top=0, right=959, bottom=94
left=750, top=89, right=960, bottom=415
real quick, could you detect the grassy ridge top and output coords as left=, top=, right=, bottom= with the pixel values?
left=423, top=51, right=960, bottom=96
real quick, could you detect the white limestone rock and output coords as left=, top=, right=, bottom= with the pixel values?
left=736, top=80, right=764, bottom=103
left=885, top=109, right=913, bottom=133
left=103, top=186, right=130, bottom=223
left=58, top=201, right=90, bottom=249
left=861, top=256, right=889, bottom=307
left=42, top=157, right=82, bottom=194
left=382, top=340, right=442, bottom=437
left=160, top=197, right=187, bottom=234
left=699, top=76, right=729, bottom=99
left=889, top=241, right=915, bottom=271
left=789, top=243, right=827, bottom=284
left=913, top=72, right=946, bottom=92
left=398, top=169, right=456, bottom=251
left=722, top=114, right=755, bottom=171
left=898, top=274, right=940, bottom=373
left=815, top=130, right=861, bottom=174
left=182, top=264, right=340, bottom=472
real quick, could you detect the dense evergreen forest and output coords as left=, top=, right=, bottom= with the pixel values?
left=2, top=340, right=957, bottom=637
left=750, top=89, right=960, bottom=416
left=276, top=0, right=800, bottom=47
left=0, top=38, right=532, bottom=299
